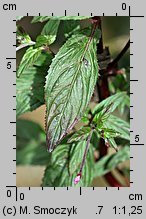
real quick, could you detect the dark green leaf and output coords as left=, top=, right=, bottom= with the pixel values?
left=69, top=143, right=94, bottom=187
left=50, top=16, right=91, bottom=20
left=32, top=16, right=91, bottom=23
left=35, top=35, right=54, bottom=47
left=42, top=142, right=94, bottom=187
left=107, top=138, right=118, bottom=151
left=118, top=94, right=130, bottom=114
left=102, top=128, right=120, bottom=139
left=16, top=26, right=35, bottom=51
left=16, top=26, right=32, bottom=45
left=94, top=146, right=130, bottom=177
left=68, top=127, right=91, bottom=143
left=92, top=92, right=127, bottom=115
left=105, top=115, right=130, bottom=140
left=45, top=33, right=100, bottom=151
left=16, top=120, right=50, bottom=165
left=17, top=47, right=42, bottom=77
left=41, top=20, right=60, bottom=45
left=64, top=20, right=80, bottom=39
left=16, top=52, right=53, bottom=117
left=80, top=107, right=90, bottom=124
left=69, top=140, right=92, bottom=174
left=93, top=102, right=115, bottom=126
left=34, top=51, right=53, bottom=67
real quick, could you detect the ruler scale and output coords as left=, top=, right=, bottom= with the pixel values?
left=0, top=0, right=145, bottom=218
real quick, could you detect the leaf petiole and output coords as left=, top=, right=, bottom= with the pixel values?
left=74, top=130, right=93, bottom=184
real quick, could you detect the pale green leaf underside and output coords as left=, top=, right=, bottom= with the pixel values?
left=45, top=34, right=98, bottom=151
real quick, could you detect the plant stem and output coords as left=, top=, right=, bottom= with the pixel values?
left=81, top=19, right=98, bottom=61
left=79, top=132, right=92, bottom=174
left=107, top=39, right=130, bottom=71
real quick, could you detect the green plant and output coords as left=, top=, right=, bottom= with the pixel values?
left=16, top=16, right=130, bottom=187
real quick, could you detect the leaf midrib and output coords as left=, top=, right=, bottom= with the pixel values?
left=50, top=38, right=89, bottom=146
left=51, top=60, right=83, bottom=145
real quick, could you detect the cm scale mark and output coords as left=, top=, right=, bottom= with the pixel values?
left=5, top=185, right=124, bottom=201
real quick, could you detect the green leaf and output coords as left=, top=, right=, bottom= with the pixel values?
left=16, top=119, right=50, bottom=165
left=16, top=26, right=35, bottom=51
left=69, top=143, right=94, bottom=187
left=93, top=102, right=115, bottom=126
left=64, top=20, right=80, bottom=38
left=118, top=94, right=130, bottom=114
left=41, top=20, right=60, bottom=45
left=92, top=92, right=127, bottom=115
left=16, top=16, right=24, bottom=21
left=42, top=142, right=94, bottom=187
left=35, top=35, right=53, bottom=47
left=102, top=128, right=120, bottom=139
left=50, top=16, right=91, bottom=20
left=16, top=52, right=53, bottom=117
left=31, top=16, right=50, bottom=23
left=45, top=33, right=99, bottom=151
left=94, top=146, right=130, bottom=177
left=68, top=127, right=91, bottom=143
left=32, top=16, right=91, bottom=23
left=107, top=138, right=118, bottom=152
left=16, top=26, right=32, bottom=44
left=17, top=47, right=42, bottom=77
left=69, top=140, right=93, bottom=174
left=105, top=115, right=130, bottom=140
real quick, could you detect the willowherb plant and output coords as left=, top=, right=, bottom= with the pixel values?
left=16, top=16, right=130, bottom=187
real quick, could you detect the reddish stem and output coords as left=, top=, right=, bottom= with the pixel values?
left=81, top=19, right=98, bottom=61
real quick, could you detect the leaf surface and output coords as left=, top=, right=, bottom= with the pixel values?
left=45, top=33, right=99, bottom=151
left=42, top=142, right=94, bottom=187
left=94, top=146, right=130, bottom=177
left=105, top=115, right=130, bottom=140
left=32, top=16, right=91, bottom=23
left=41, top=20, right=60, bottom=45
left=17, top=47, right=42, bottom=77
left=16, top=52, right=53, bottom=117
left=16, top=120, right=49, bottom=165
left=68, top=127, right=91, bottom=143
left=92, top=92, right=127, bottom=115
